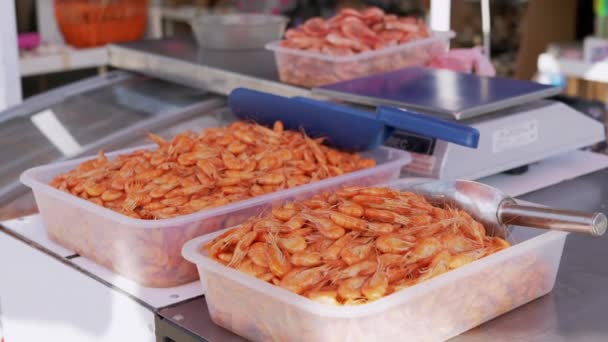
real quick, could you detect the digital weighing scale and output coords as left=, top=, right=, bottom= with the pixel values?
left=3, top=38, right=608, bottom=342
left=313, top=67, right=606, bottom=179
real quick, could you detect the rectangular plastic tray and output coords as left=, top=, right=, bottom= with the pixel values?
left=266, top=31, right=454, bottom=88
left=20, top=145, right=410, bottom=288
left=182, top=180, right=568, bottom=341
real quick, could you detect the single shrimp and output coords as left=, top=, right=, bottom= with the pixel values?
left=247, top=242, right=269, bottom=267
left=160, top=196, right=188, bottom=207
left=233, top=130, right=255, bottom=145
left=306, top=288, right=339, bottom=305
left=301, top=199, right=331, bottom=209
left=448, top=249, right=486, bottom=270
left=258, top=155, right=280, bottom=171
left=256, top=173, right=285, bottom=185
left=221, top=151, right=243, bottom=170
left=147, top=132, right=168, bottom=147
left=151, top=206, right=178, bottom=219
left=168, top=134, right=194, bottom=155
left=227, top=141, right=247, bottom=155
left=236, top=258, right=268, bottom=277
left=338, top=200, right=364, bottom=218
left=416, top=250, right=450, bottom=283
left=460, top=218, right=486, bottom=244
left=227, top=230, right=257, bottom=267
left=329, top=211, right=369, bottom=231
left=83, top=182, right=105, bottom=197
left=364, top=208, right=409, bottom=225
left=253, top=218, right=283, bottom=232
left=367, top=222, right=396, bottom=234
left=207, top=223, right=252, bottom=257
left=273, top=121, right=284, bottom=133
left=274, top=149, right=293, bottom=162
left=283, top=215, right=307, bottom=231
left=441, top=232, right=479, bottom=254
left=325, top=150, right=344, bottom=166
left=358, top=187, right=396, bottom=197
left=143, top=201, right=166, bottom=211
left=177, top=150, right=218, bottom=166
left=279, top=265, right=332, bottom=294
left=287, top=228, right=316, bottom=238
left=337, top=275, right=368, bottom=300
left=291, top=251, right=323, bottom=267
left=361, top=6, right=385, bottom=20
left=100, top=189, right=123, bottom=202
left=386, top=263, right=419, bottom=283
left=408, top=217, right=465, bottom=237
left=484, top=237, right=510, bottom=255
left=335, top=186, right=365, bottom=198
left=303, top=135, right=328, bottom=165
left=361, top=260, right=388, bottom=301
left=279, top=235, right=307, bottom=254
left=385, top=20, right=419, bottom=33
left=302, top=213, right=346, bottom=239
left=308, top=237, right=334, bottom=253
left=322, top=232, right=358, bottom=261
left=375, top=234, right=415, bottom=254
left=216, top=252, right=233, bottom=264
left=266, top=233, right=292, bottom=278
left=196, top=160, right=219, bottom=180
left=272, top=203, right=297, bottom=221
left=333, top=259, right=377, bottom=281
left=404, top=237, right=442, bottom=264
left=216, top=177, right=241, bottom=187
left=340, top=239, right=374, bottom=265
left=326, top=32, right=365, bottom=50
left=351, top=194, right=386, bottom=205
left=378, top=253, right=406, bottom=267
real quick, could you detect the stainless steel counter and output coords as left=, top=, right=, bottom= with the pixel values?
left=109, top=39, right=312, bottom=98
left=156, top=168, right=608, bottom=342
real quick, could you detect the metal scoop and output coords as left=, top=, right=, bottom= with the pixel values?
left=395, top=179, right=607, bottom=238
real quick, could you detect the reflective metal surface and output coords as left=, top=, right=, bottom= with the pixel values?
left=500, top=202, right=607, bottom=237
left=313, top=67, right=562, bottom=120
left=108, top=39, right=314, bottom=98
left=0, top=71, right=224, bottom=210
left=156, top=168, right=608, bottom=341
left=407, top=180, right=606, bottom=237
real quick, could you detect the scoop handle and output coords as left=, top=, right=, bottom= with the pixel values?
left=498, top=202, right=607, bottom=236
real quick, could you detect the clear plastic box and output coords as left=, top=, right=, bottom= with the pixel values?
left=266, top=31, right=454, bottom=88
left=182, top=180, right=568, bottom=341
left=190, top=14, right=288, bottom=50
left=21, top=145, right=410, bottom=288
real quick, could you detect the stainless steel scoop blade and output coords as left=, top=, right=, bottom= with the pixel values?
left=400, top=180, right=607, bottom=238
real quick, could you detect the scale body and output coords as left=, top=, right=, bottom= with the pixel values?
left=314, top=67, right=606, bottom=179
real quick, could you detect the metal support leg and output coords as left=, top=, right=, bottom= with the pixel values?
left=0, top=1, right=21, bottom=110
left=429, top=0, right=451, bottom=32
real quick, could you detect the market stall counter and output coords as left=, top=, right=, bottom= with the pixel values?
left=155, top=167, right=608, bottom=342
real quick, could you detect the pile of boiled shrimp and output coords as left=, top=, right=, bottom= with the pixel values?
left=203, top=186, right=510, bottom=305
left=50, top=121, right=375, bottom=220
left=280, top=7, right=430, bottom=56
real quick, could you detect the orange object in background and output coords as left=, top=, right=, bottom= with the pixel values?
left=54, top=0, right=147, bottom=48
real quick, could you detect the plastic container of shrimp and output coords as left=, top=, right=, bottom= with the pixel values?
left=20, top=145, right=410, bottom=288
left=182, top=181, right=568, bottom=341
left=266, top=31, right=454, bottom=88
